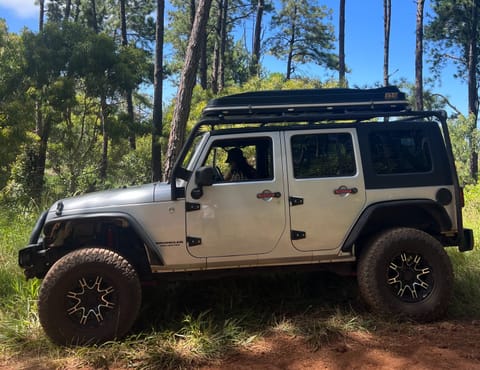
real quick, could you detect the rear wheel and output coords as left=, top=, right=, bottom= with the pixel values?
left=357, top=228, right=453, bottom=321
left=38, top=248, right=141, bottom=345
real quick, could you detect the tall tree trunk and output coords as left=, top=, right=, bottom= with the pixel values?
left=32, top=0, right=46, bottom=203
left=39, top=0, right=45, bottom=31
left=250, top=0, right=264, bottom=77
left=197, top=0, right=208, bottom=90
left=286, top=5, right=297, bottom=80
left=211, top=0, right=222, bottom=94
left=190, top=0, right=196, bottom=28
left=100, top=96, right=108, bottom=181
left=31, top=117, right=51, bottom=203
left=65, top=0, right=72, bottom=20
left=383, top=0, right=391, bottom=86
left=415, top=0, right=424, bottom=110
left=218, top=0, right=228, bottom=92
left=286, top=22, right=296, bottom=80
left=120, top=0, right=136, bottom=149
left=199, top=34, right=208, bottom=89
left=152, top=0, right=165, bottom=182
left=91, top=0, right=99, bottom=33
left=164, top=0, right=213, bottom=181
left=339, top=0, right=346, bottom=86
left=74, top=0, right=81, bottom=22
left=468, top=4, right=479, bottom=181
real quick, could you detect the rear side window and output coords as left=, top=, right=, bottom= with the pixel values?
left=291, top=133, right=356, bottom=178
left=370, top=130, right=432, bottom=174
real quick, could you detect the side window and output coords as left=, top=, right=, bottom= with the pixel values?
left=203, top=137, right=273, bottom=182
left=291, top=133, right=356, bottom=178
left=369, top=130, right=432, bottom=174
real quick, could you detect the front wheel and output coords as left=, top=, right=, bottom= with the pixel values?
left=357, top=228, right=453, bottom=321
left=38, top=248, right=142, bottom=345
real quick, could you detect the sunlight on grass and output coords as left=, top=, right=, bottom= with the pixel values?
left=446, top=185, right=480, bottom=318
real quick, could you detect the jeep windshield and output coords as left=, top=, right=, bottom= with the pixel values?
left=176, top=132, right=209, bottom=182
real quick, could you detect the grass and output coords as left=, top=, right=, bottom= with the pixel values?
left=1, top=186, right=480, bottom=368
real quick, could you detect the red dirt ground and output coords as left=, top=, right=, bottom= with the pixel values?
left=1, top=321, right=480, bottom=369
left=202, top=320, right=480, bottom=370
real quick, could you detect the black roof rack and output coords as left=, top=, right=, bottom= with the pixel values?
left=202, top=86, right=409, bottom=118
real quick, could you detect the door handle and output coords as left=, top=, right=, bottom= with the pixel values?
left=257, top=190, right=282, bottom=199
left=334, top=186, right=358, bottom=195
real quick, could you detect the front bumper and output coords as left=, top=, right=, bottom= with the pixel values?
left=18, top=243, right=51, bottom=279
left=18, top=211, right=50, bottom=279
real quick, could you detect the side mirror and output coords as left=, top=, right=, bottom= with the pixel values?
left=195, top=166, right=215, bottom=187
left=191, top=166, right=215, bottom=199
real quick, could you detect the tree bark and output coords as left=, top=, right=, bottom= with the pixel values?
left=65, top=0, right=72, bottom=21
left=383, top=0, right=391, bottom=86
left=164, top=0, right=213, bottom=181
left=99, top=96, right=108, bottom=181
left=90, top=0, right=99, bottom=33
left=199, top=33, right=208, bottom=89
left=250, top=0, right=264, bottom=77
left=218, top=0, right=228, bottom=92
left=31, top=116, right=50, bottom=203
left=211, top=0, right=222, bottom=94
left=152, top=0, right=165, bottom=182
left=339, top=0, right=346, bottom=86
left=120, top=0, right=136, bottom=149
left=74, top=0, right=81, bottom=22
left=39, top=0, right=45, bottom=31
left=32, top=0, right=46, bottom=202
left=468, top=4, right=479, bottom=181
left=286, top=5, right=297, bottom=80
left=415, top=0, right=424, bottom=111
left=189, top=0, right=196, bottom=31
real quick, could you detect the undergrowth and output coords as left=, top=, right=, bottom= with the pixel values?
left=1, top=185, right=480, bottom=368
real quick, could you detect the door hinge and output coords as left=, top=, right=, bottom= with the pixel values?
left=186, top=202, right=201, bottom=212
left=291, top=230, right=306, bottom=240
left=187, top=236, right=202, bottom=246
left=289, top=197, right=304, bottom=206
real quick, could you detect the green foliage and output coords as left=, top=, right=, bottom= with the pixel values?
left=108, top=135, right=152, bottom=186
left=267, top=0, right=338, bottom=78
left=447, top=185, right=480, bottom=317
left=0, top=21, right=32, bottom=189
left=0, top=209, right=45, bottom=348
left=165, top=0, right=256, bottom=87
left=448, top=114, right=479, bottom=185
left=425, top=0, right=480, bottom=81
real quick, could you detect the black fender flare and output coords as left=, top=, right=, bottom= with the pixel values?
left=44, top=212, right=164, bottom=265
left=342, top=199, right=452, bottom=253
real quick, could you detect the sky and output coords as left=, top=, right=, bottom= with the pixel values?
left=0, top=0, right=469, bottom=115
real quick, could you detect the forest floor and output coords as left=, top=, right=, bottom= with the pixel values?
left=1, top=320, right=480, bottom=369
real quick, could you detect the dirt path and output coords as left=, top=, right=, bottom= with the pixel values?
left=2, top=321, right=480, bottom=369
left=203, top=321, right=480, bottom=370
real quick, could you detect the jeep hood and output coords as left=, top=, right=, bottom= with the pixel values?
left=49, top=182, right=171, bottom=215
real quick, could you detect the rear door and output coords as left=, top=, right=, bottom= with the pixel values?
left=285, top=129, right=366, bottom=252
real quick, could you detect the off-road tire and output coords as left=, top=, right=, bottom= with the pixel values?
left=357, top=227, right=453, bottom=321
left=38, top=248, right=141, bottom=345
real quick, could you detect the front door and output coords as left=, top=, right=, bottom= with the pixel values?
left=186, top=133, right=287, bottom=258
left=285, top=129, right=366, bottom=252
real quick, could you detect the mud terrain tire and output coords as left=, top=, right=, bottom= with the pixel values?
left=358, top=228, right=453, bottom=321
left=38, top=248, right=141, bottom=345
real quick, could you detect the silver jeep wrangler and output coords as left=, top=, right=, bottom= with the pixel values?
left=19, top=87, right=474, bottom=345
